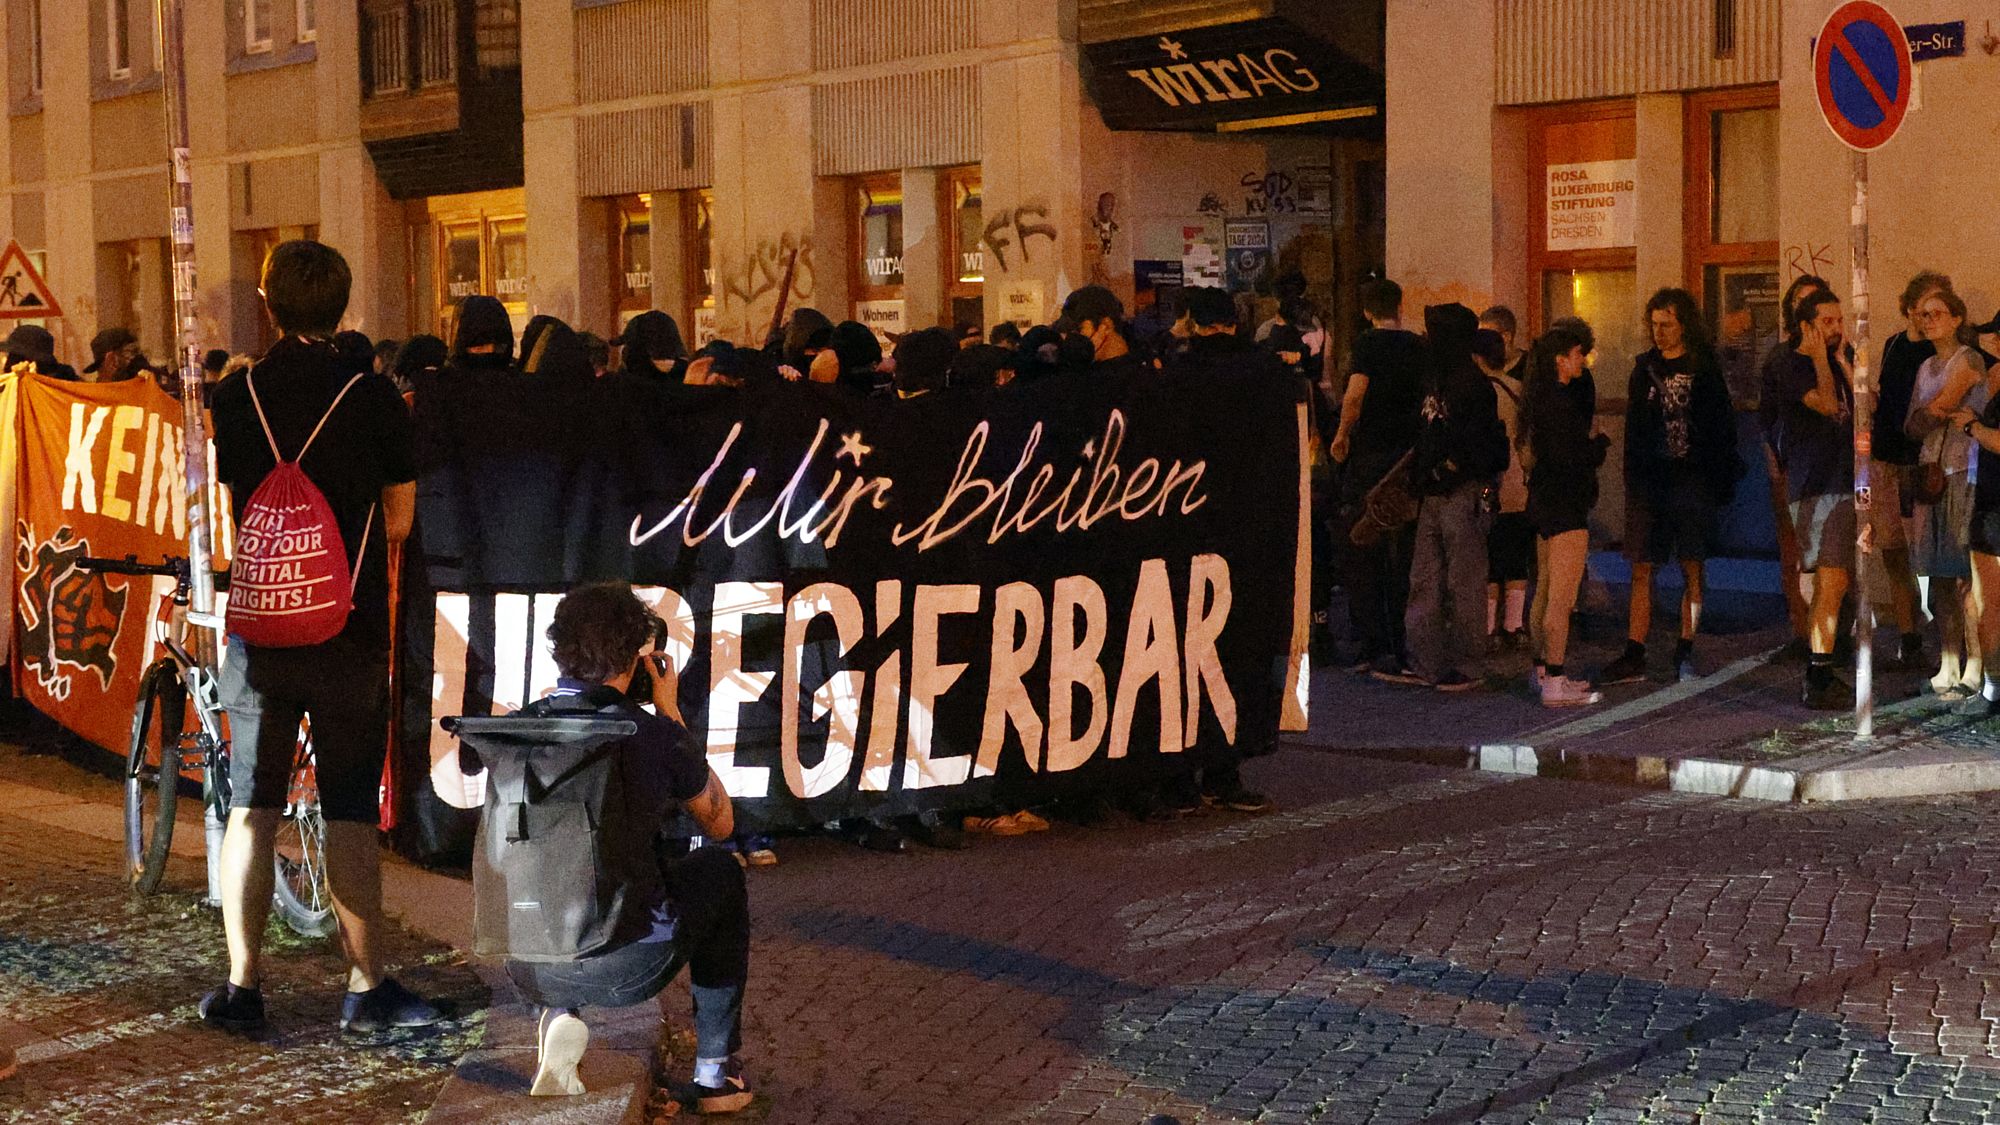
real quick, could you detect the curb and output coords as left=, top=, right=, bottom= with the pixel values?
left=1294, top=740, right=2000, bottom=803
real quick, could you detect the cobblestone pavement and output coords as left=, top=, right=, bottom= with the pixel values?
left=733, top=750, right=2000, bottom=1124
left=0, top=760, right=488, bottom=1123
left=13, top=737, right=2000, bottom=1122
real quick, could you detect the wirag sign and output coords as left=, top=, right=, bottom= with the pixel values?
left=408, top=367, right=1309, bottom=845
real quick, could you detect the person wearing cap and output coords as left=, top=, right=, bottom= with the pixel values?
left=1059, top=285, right=1144, bottom=378
left=5, top=324, right=77, bottom=380
left=83, top=327, right=144, bottom=382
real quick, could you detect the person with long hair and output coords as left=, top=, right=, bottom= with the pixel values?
left=1523, top=323, right=1608, bottom=707
left=1603, top=288, right=1740, bottom=685
left=1951, top=308, right=2000, bottom=715
left=1904, top=283, right=1989, bottom=699
left=1870, top=272, right=1954, bottom=673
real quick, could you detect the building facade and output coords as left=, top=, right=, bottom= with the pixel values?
left=1386, top=0, right=1998, bottom=546
left=0, top=0, right=1386, bottom=367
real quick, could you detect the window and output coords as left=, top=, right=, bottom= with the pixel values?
left=685, top=190, right=715, bottom=346
left=1684, top=86, right=1780, bottom=406
left=611, top=195, right=652, bottom=326
left=296, top=0, right=316, bottom=42
left=1528, top=102, right=1641, bottom=388
left=851, top=174, right=905, bottom=341
left=245, top=0, right=273, bottom=54
left=107, top=0, right=132, bottom=79
left=943, top=166, right=984, bottom=334
left=28, top=0, right=43, bottom=96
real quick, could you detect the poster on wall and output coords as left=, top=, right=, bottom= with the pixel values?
left=1545, top=159, right=1637, bottom=251
left=693, top=306, right=717, bottom=348
left=1224, top=219, right=1272, bottom=292
left=855, top=300, right=906, bottom=347
left=1181, top=226, right=1223, bottom=288
left=997, top=281, right=1046, bottom=330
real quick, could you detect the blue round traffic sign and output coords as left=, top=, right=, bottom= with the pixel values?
left=1814, top=1, right=1913, bottom=151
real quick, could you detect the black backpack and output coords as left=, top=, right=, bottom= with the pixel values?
left=448, top=694, right=661, bottom=963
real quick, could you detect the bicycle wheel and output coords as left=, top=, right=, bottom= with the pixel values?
left=272, top=737, right=337, bottom=938
left=125, top=660, right=185, bottom=894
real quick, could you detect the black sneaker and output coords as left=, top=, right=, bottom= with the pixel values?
left=199, top=983, right=266, bottom=1034
left=1769, top=638, right=1809, bottom=665
left=1802, top=669, right=1850, bottom=711
left=840, top=819, right=906, bottom=853
left=1600, top=647, right=1647, bottom=686
left=340, top=977, right=444, bottom=1033
left=692, top=1058, right=754, bottom=1114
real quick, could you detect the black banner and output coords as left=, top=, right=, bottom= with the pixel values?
left=401, top=367, right=1307, bottom=851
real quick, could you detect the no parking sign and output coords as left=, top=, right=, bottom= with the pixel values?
left=1813, top=1, right=1913, bottom=151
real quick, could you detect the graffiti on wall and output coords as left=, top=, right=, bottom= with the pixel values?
left=1784, top=242, right=1836, bottom=281
left=982, top=202, right=1059, bottom=274
left=720, top=234, right=816, bottom=340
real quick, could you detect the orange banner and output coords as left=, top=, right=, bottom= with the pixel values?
left=13, top=374, right=227, bottom=752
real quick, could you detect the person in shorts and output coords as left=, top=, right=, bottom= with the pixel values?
left=203, top=241, right=440, bottom=1035
left=1952, top=308, right=2000, bottom=714
left=1870, top=273, right=1953, bottom=671
left=1475, top=318, right=1531, bottom=650
left=1603, top=289, right=1739, bottom=686
left=1769, top=289, right=1857, bottom=710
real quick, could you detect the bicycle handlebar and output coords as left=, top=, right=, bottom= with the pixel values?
left=76, top=554, right=189, bottom=578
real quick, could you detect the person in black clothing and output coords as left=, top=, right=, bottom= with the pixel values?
left=1603, top=288, right=1741, bottom=687
left=1060, top=285, right=1147, bottom=378
left=1381, top=303, right=1509, bottom=692
left=4, top=324, right=77, bottom=380
left=203, top=240, right=440, bottom=1035
left=812, top=320, right=886, bottom=396
left=332, top=329, right=375, bottom=379
left=990, top=320, right=1023, bottom=349
left=451, top=294, right=515, bottom=371
left=778, top=308, right=834, bottom=373
left=1524, top=323, right=1609, bottom=708
left=520, top=315, right=594, bottom=385
left=1330, top=277, right=1425, bottom=674
left=392, top=333, right=446, bottom=392
left=1870, top=272, right=1953, bottom=671
left=1770, top=290, right=1859, bottom=709
left=500, top=583, right=753, bottom=1112
left=1957, top=308, right=2000, bottom=713
left=83, top=326, right=144, bottom=382
left=614, top=310, right=688, bottom=383
left=1759, top=274, right=1834, bottom=658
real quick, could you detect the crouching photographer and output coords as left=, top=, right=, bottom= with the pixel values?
left=452, top=582, right=752, bottom=1113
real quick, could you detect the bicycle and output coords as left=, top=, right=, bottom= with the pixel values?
left=76, top=554, right=335, bottom=938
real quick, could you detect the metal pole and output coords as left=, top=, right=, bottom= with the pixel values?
left=1849, top=149, right=1874, bottom=742
left=158, top=0, right=225, bottom=904
left=157, top=0, right=218, bottom=635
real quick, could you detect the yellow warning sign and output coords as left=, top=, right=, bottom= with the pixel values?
left=0, top=241, right=61, bottom=320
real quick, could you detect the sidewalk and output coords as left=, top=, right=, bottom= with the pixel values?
left=0, top=728, right=662, bottom=1124
left=1303, top=572, right=2000, bottom=801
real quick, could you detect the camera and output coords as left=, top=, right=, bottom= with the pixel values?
left=627, top=612, right=672, bottom=701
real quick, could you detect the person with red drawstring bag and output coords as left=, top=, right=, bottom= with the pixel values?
left=202, top=240, right=436, bottom=1039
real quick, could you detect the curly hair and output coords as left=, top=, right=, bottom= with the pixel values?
left=1643, top=287, right=1710, bottom=353
left=548, top=583, right=655, bottom=683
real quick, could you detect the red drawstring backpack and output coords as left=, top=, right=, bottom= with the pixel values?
left=225, top=372, right=375, bottom=647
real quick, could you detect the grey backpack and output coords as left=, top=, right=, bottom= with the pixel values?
left=449, top=698, right=657, bottom=962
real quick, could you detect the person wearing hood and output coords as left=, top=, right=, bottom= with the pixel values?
left=520, top=315, right=593, bottom=384
left=811, top=320, right=887, bottom=396
left=451, top=295, right=515, bottom=371
left=333, top=330, right=376, bottom=379
left=779, top=308, right=834, bottom=374
left=615, top=310, right=688, bottom=383
left=1378, top=303, right=1509, bottom=693
left=5, top=325, right=77, bottom=380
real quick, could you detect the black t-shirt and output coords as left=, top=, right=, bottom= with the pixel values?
left=1347, top=327, right=1425, bottom=482
left=546, top=680, right=710, bottom=942
left=1874, top=331, right=1931, bottom=466
left=212, top=336, right=418, bottom=651
left=1772, top=347, right=1853, bottom=501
